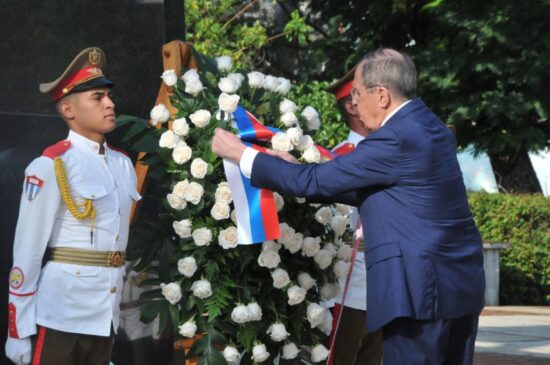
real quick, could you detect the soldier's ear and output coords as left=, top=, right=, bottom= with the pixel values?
left=344, top=100, right=358, bottom=116
left=57, top=96, right=76, bottom=121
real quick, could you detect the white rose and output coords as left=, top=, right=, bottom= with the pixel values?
left=150, top=104, right=170, bottom=126
left=284, top=232, right=304, bottom=254
left=302, top=146, right=321, bottom=163
left=279, top=99, right=297, bottom=114
left=177, top=256, right=197, bottom=277
left=192, top=227, right=212, bottom=246
left=191, top=279, right=212, bottom=299
left=184, top=182, right=204, bottom=205
left=231, top=304, right=250, bottom=324
left=159, top=130, right=179, bottom=149
left=297, top=272, right=316, bottom=290
left=307, top=303, right=326, bottom=328
left=173, top=118, right=190, bottom=137
left=160, top=282, right=181, bottom=305
left=281, top=342, right=300, bottom=360
left=247, top=71, right=265, bottom=88
left=286, top=127, right=303, bottom=146
left=223, top=345, right=240, bottom=365
left=271, top=132, right=294, bottom=152
left=314, top=207, right=333, bottom=225
left=335, top=203, right=353, bottom=216
left=189, top=109, right=211, bottom=128
left=314, top=249, right=333, bottom=269
left=172, top=179, right=189, bottom=198
left=287, top=285, right=306, bottom=305
left=302, top=237, right=321, bottom=257
left=301, top=106, right=319, bottom=121
left=185, top=79, right=204, bottom=96
left=178, top=321, right=197, bottom=338
left=319, top=309, right=333, bottom=335
left=277, top=223, right=295, bottom=245
left=218, top=226, right=238, bottom=249
left=280, top=112, right=298, bottom=127
left=257, top=250, right=281, bottom=269
left=167, top=193, right=187, bottom=210
left=218, top=93, right=240, bottom=113
left=263, top=75, right=281, bottom=92
left=273, top=192, right=284, bottom=212
left=320, top=282, right=338, bottom=300
left=330, top=215, right=349, bottom=237
left=211, top=201, right=230, bottom=220
left=276, top=77, right=291, bottom=95
left=271, top=268, right=290, bottom=289
left=296, top=134, right=314, bottom=151
left=251, top=343, right=270, bottom=363
left=216, top=55, right=233, bottom=71
left=334, top=260, right=351, bottom=278
left=161, top=69, right=178, bottom=87
left=306, top=116, right=321, bottom=131
left=324, top=243, right=338, bottom=258
left=173, top=219, right=192, bottom=238
left=311, top=344, right=330, bottom=363
left=247, top=302, right=262, bottom=321
left=182, top=69, right=200, bottom=83
left=227, top=73, right=244, bottom=88
left=267, top=323, right=289, bottom=342
left=172, top=143, right=193, bottom=164
left=190, top=158, right=208, bottom=179
left=262, top=240, right=281, bottom=252
left=296, top=197, right=306, bottom=203
left=218, top=77, right=238, bottom=94
left=215, top=182, right=232, bottom=204
left=337, top=244, right=353, bottom=261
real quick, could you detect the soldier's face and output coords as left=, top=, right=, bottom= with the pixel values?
left=64, top=87, right=116, bottom=140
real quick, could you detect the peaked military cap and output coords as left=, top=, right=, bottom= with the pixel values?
left=326, top=65, right=357, bottom=101
left=39, top=47, right=114, bottom=102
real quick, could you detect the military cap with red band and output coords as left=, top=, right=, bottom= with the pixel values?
left=326, top=65, right=357, bottom=101
left=39, top=47, right=114, bottom=102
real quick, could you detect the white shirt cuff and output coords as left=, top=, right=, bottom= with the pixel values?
left=239, top=147, right=259, bottom=178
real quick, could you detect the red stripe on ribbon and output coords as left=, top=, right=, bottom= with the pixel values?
left=9, top=290, right=36, bottom=297
left=32, top=326, right=47, bottom=365
left=246, top=110, right=277, bottom=140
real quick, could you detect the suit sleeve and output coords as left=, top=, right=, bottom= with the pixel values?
left=251, top=128, right=400, bottom=203
left=8, top=157, right=61, bottom=339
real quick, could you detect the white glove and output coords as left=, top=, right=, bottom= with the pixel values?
left=5, top=337, right=32, bottom=365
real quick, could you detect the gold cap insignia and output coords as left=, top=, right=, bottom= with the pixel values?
left=88, top=49, right=101, bottom=65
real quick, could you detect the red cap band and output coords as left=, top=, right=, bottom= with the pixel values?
left=335, top=81, right=353, bottom=101
left=50, top=65, right=104, bottom=101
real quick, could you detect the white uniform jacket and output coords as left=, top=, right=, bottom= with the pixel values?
left=8, top=130, right=141, bottom=339
left=332, top=130, right=367, bottom=311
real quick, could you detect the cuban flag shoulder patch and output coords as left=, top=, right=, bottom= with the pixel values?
left=25, top=175, right=44, bottom=201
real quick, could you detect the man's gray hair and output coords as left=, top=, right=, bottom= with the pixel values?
left=359, top=48, right=417, bottom=100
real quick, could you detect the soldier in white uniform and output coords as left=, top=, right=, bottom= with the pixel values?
left=327, top=68, right=383, bottom=365
left=5, top=47, right=141, bottom=365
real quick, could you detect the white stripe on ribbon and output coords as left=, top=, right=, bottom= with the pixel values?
left=223, top=158, right=255, bottom=245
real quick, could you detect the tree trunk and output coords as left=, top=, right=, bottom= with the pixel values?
left=488, top=149, right=542, bottom=194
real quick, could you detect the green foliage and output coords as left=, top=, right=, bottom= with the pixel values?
left=469, top=192, right=550, bottom=304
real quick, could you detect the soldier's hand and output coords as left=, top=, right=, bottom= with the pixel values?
left=5, top=337, right=31, bottom=365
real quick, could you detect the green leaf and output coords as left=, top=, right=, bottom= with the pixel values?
left=133, top=132, right=160, bottom=153
left=116, top=114, right=147, bottom=128
left=140, top=300, right=163, bottom=323
left=122, top=120, right=149, bottom=142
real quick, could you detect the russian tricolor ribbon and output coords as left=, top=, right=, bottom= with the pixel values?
left=223, top=105, right=335, bottom=245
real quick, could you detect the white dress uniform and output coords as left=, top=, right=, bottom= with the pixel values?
left=332, top=130, right=367, bottom=311
left=8, top=130, right=141, bottom=339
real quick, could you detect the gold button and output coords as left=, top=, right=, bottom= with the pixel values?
left=110, top=287, right=117, bottom=293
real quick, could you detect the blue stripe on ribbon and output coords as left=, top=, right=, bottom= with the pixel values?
left=234, top=105, right=281, bottom=142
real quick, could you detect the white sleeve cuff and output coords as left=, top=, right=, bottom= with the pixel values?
left=239, top=147, right=259, bottom=178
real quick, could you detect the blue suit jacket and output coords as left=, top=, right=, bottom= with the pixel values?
left=251, top=98, right=485, bottom=331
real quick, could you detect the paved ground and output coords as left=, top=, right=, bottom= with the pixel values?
left=474, top=306, right=550, bottom=364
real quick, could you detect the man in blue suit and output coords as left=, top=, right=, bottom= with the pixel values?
left=212, top=48, right=485, bottom=364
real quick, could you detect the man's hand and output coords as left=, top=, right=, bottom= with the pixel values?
left=5, top=337, right=31, bottom=365
left=266, top=149, right=299, bottom=164
left=211, top=128, right=246, bottom=163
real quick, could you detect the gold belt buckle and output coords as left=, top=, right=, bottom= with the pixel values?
left=110, top=251, right=123, bottom=267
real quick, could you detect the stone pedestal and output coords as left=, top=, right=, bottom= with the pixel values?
left=483, top=242, right=510, bottom=306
